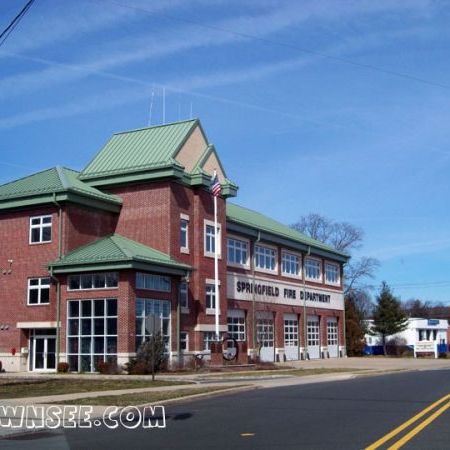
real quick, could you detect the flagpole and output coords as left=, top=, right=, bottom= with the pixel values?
left=213, top=171, right=220, bottom=342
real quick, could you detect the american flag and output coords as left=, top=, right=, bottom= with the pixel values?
left=210, top=173, right=221, bottom=197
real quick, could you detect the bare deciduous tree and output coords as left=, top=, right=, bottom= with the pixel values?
left=291, top=213, right=379, bottom=295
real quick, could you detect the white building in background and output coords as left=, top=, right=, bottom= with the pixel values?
left=364, top=318, right=448, bottom=358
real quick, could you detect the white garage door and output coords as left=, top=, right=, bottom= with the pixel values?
left=284, top=314, right=299, bottom=361
left=327, top=317, right=338, bottom=358
left=257, top=312, right=274, bottom=362
left=307, top=315, right=320, bottom=359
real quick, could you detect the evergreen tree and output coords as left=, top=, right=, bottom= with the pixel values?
left=345, top=295, right=366, bottom=356
left=372, top=282, right=408, bottom=355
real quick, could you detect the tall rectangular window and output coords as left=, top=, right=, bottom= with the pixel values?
left=282, top=251, right=300, bottom=277
left=255, top=245, right=277, bottom=272
left=135, top=298, right=171, bottom=351
left=203, top=331, right=217, bottom=350
left=227, top=237, right=249, bottom=267
left=180, top=218, right=189, bottom=252
left=67, top=298, right=118, bottom=372
left=29, top=215, right=52, bottom=244
left=136, top=273, right=171, bottom=292
left=205, top=284, right=216, bottom=311
left=305, top=257, right=321, bottom=281
left=179, top=282, right=188, bottom=310
left=180, top=331, right=188, bottom=351
left=325, top=262, right=339, bottom=285
left=204, top=220, right=221, bottom=257
left=28, top=278, right=51, bottom=305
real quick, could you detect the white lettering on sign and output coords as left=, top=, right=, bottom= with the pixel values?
left=227, top=272, right=344, bottom=310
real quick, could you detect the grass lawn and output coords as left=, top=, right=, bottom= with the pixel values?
left=0, top=379, right=191, bottom=399
left=55, top=386, right=247, bottom=406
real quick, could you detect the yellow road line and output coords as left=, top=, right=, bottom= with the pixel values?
left=365, top=392, right=450, bottom=450
left=240, top=433, right=255, bottom=437
left=387, top=400, right=450, bottom=450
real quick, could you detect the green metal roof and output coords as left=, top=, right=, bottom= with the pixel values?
left=226, top=203, right=349, bottom=260
left=80, top=119, right=199, bottom=182
left=49, top=234, right=192, bottom=275
left=0, top=167, right=122, bottom=212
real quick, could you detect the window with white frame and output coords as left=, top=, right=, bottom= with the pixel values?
left=28, top=278, right=51, bottom=305
left=67, top=298, right=118, bottom=372
left=307, top=319, right=320, bottom=346
left=180, top=331, right=188, bottom=351
left=255, top=244, right=277, bottom=272
left=29, top=215, right=52, bottom=244
left=179, top=282, right=188, bottom=310
left=68, top=273, right=118, bottom=290
left=327, top=320, right=338, bottom=345
left=305, top=257, right=321, bottom=281
left=325, top=262, right=340, bottom=285
left=180, top=217, right=189, bottom=252
left=284, top=318, right=298, bottom=346
left=136, top=273, right=171, bottom=292
left=282, top=251, right=300, bottom=277
left=204, top=220, right=221, bottom=257
left=227, top=310, right=246, bottom=341
left=205, top=284, right=216, bottom=311
left=227, top=237, right=249, bottom=267
left=135, top=298, right=171, bottom=351
left=203, top=331, right=217, bottom=350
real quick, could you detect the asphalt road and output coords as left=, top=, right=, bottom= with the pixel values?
left=2, top=369, right=450, bottom=449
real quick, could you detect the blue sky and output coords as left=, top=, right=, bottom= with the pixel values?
left=1, top=0, right=450, bottom=304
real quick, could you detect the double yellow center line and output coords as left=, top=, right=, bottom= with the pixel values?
left=366, top=392, right=450, bottom=449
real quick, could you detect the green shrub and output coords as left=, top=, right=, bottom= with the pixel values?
left=126, top=333, right=167, bottom=375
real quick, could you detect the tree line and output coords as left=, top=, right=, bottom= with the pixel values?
left=291, top=213, right=449, bottom=356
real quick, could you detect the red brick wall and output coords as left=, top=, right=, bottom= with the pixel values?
left=63, top=204, right=117, bottom=253
left=0, top=207, right=59, bottom=352
left=109, top=182, right=171, bottom=254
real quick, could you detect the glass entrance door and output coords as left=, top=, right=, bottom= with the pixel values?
left=33, top=336, right=56, bottom=371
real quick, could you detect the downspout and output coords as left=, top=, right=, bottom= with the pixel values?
left=52, top=192, right=63, bottom=369
left=341, top=262, right=347, bottom=357
left=252, top=231, right=261, bottom=358
left=303, top=246, right=311, bottom=360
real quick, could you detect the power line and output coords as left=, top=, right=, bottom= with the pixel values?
left=0, top=0, right=37, bottom=49
left=100, top=0, right=450, bottom=92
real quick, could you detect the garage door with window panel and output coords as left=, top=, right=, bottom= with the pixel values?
left=284, top=313, right=299, bottom=360
left=327, top=317, right=338, bottom=357
left=256, top=312, right=274, bottom=362
left=227, top=309, right=246, bottom=341
left=307, top=315, right=320, bottom=359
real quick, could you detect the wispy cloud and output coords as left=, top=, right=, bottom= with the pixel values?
left=367, top=238, right=450, bottom=261
left=0, top=0, right=436, bottom=101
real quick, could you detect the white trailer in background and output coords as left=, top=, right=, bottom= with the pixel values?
left=364, top=318, right=448, bottom=358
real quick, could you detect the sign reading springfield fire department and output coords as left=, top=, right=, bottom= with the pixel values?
left=227, top=272, right=344, bottom=310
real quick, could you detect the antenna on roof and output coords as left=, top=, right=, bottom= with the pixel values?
left=162, top=86, right=166, bottom=124
left=148, top=86, right=155, bottom=126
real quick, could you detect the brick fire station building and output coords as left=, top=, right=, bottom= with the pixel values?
left=0, top=119, right=349, bottom=372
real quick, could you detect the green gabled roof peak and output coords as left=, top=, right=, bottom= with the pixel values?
left=80, top=119, right=201, bottom=183
left=112, top=118, right=199, bottom=136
